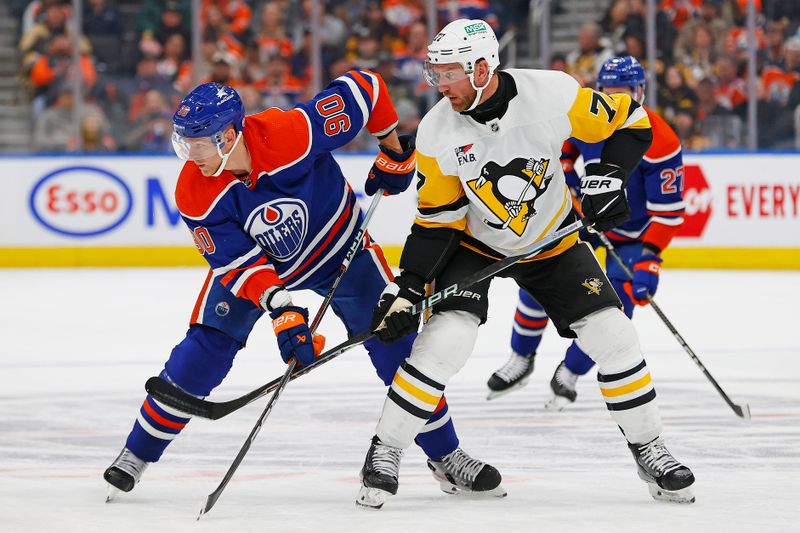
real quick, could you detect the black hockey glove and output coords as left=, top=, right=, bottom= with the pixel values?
left=580, top=162, right=631, bottom=232
left=370, top=272, right=425, bottom=343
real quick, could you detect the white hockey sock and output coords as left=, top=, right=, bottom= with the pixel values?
left=572, top=307, right=662, bottom=445
left=376, top=310, right=480, bottom=449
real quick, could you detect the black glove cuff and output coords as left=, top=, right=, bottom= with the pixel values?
left=584, top=162, right=629, bottom=187
left=394, top=272, right=426, bottom=302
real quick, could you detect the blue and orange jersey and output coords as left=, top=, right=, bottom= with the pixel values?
left=176, top=69, right=399, bottom=309
left=562, top=106, right=685, bottom=252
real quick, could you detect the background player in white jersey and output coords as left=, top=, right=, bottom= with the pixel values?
left=486, top=57, right=686, bottom=410
left=103, top=75, right=504, bottom=500
left=356, top=19, right=695, bottom=509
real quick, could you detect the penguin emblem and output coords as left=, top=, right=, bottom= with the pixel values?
left=466, top=157, right=554, bottom=236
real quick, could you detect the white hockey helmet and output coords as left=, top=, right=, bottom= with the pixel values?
left=424, top=19, right=500, bottom=111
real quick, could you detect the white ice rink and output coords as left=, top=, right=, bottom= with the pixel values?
left=1, top=267, right=799, bottom=533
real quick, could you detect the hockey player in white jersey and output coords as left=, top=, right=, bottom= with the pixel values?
left=356, top=19, right=695, bottom=509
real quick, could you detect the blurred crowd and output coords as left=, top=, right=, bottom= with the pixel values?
left=11, top=0, right=800, bottom=152
left=556, top=0, right=800, bottom=149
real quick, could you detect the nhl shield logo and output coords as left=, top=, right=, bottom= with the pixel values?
left=466, top=157, right=554, bottom=236
left=246, top=199, right=309, bottom=261
left=177, top=105, right=191, bottom=117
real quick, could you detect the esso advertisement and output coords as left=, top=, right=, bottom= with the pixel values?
left=29, top=166, right=133, bottom=237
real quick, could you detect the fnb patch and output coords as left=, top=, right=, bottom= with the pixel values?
left=455, top=144, right=476, bottom=165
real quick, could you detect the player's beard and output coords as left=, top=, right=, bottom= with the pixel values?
left=447, top=91, right=476, bottom=113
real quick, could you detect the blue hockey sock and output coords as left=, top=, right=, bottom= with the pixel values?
left=414, top=396, right=459, bottom=460
left=564, top=341, right=596, bottom=375
left=511, top=289, right=549, bottom=356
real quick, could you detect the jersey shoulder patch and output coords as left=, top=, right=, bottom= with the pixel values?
left=245, top=108, right=312, bottom=174
left=643, top=107, right=681, bottom=163
left=175, top=163, right=240, bottom=220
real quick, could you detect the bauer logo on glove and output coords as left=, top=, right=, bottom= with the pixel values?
left=365, top=134, right=417, bottom=196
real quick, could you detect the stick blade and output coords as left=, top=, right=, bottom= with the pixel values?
left=732, top=403, right=752, bottom=421
left=198, top=492, right=221, bottom=520
left=145, top=376, right=215, bottom=419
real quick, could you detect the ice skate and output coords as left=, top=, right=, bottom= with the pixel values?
left=544, top=361, right=578, bottom=410
left=486, top=351, right=535, bottom=400
left=104, top=448, right=148, bottom=502
left=629, top=437, right=695, bottom=504
left=356, top=436, right=404, bottom=510
left=427, top=448, right=507, bottom=498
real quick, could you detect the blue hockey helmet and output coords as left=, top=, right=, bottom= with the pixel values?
left=597, top=56, right=646, bottom=103
left=172, top=83, right=245, bottom=172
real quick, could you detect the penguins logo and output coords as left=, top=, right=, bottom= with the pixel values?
left=466, top=157, right=553, bottom=236
left=582, top=278, right=603, bottom=295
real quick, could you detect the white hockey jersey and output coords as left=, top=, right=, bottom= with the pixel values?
left=413, top=68, right=650, bottom=258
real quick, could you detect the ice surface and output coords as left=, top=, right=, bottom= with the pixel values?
left=1, top=268, right=798, bottom=533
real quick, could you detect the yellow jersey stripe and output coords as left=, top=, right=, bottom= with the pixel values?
left=600, top=373, right=652, bottom=398
left=567, top=88, right=652, bottom=144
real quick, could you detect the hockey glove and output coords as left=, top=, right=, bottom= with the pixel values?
left=365, top=134, right=416, bottom=196
left=270, top=306, right=325, bottom=366
left=580, top=162, right=631, bottom=232
left=370, top=273, right=425, bottom=343
left=623, top=254, right=663, bottom=306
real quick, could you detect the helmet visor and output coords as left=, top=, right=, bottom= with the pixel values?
left=171, top=131, right=221, bottom=161
left=423, top=61, right=470, bottom=87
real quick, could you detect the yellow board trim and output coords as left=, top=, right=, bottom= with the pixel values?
left=0, top=247, right=206, bottom=267
left=2, top=246, right=800, bottom=269
left=393, top=374, right=441, bottom=406
left=600, top=373, right=651, bottom=398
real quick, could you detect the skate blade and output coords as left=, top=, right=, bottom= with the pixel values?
left=486, top=377, right=530, bottom=401
left=356, top=485, right=392, bottom=510
left=438, top=480, right=508, bottom=498
left=544, top=394, right=574, bottom=411
left=647, top=482, right=695, bottom=504
left=105, top=485, right=120, bottom=503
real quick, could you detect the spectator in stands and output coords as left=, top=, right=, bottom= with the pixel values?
left=237, top=84, right=265, bottom=114
left=677, top=22, right=718, bottom=88
left=566, top=22, right=614, bottom=87
left=394, top=20, right=429, bottom=97
left=347, top=1, right=395, bottom=52
left=29, top=33, right=97, bottom=117
left=695, top=76, right=730, bottom=120
left=437, top=0, right=499, bottom=30
left=394, top=97, right=421, bottom=136
left=83, top=0, right=122, bottom=37
left=383, top=0, right=423, bottom=34
left=673, top=107, right=710, bottom=149
left=138, top=1, right=192, bottom=61
left=661, top=0, right=702, bottom=31
left=600, top=0, right=632, bottom=54
left=156, top=34, right=190, bottom=82
left=762, top=19, right=788, bottom=67
left=20, top=3, right=90, bottom=72
left=254, top=1, right=293, bottom=62
left=32, top=86, right=111, bottom=152
left=713, top=54, right=747, bottom=112
left=202, top=4, right=246, bottom=59
left=123, top=89, right=173, bottom=152
left=351, top=31, right=383, bottom=71
left=658, top=65, right=698, bottom=126
left=674, top=0, right=730, bottom=61
left=208, top=50, right=241, bottom=86
left=81, top=107, right=116, bottom=152
left=626, top=0, right=677, bottom=59
left=202, top=0, right=253, bottom=41
left=550, top=53, right=568, bottom=72
left=262, top=53, right=304, bottom=107
left=127, top=56, right=174, bottom=123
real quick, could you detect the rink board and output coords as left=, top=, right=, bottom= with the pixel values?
left=0, top=153, right=798, bottom=268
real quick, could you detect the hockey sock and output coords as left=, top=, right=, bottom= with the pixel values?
left=377, top=311, right=480, bottom=449
left=571, top=307, right=662, bottom=445
left=510, top=289, right=549, bottom=355
left=125, top=393, right=191, bottom=463
left=564, top=341, right=596, bottom=375
left=415, top=396, right=459, bottom=460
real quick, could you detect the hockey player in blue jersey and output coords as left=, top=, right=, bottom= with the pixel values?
left=104, top=75, right=504, bottom=499
left=486, top=56, right=686, bottom=409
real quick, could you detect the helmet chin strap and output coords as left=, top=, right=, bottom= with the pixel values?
left=465, top=69, right=495, bottom=112
left=210, top=131, right=243, bottom=177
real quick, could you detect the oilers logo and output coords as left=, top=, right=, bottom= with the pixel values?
left=246, top=199, right=308, bottom=261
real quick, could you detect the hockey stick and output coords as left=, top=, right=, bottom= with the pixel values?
left=599, top=233, right=751, bottom=420
left=149, top=218, right=588, bottom=421
left=197, top=190, right=384, bottom=518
